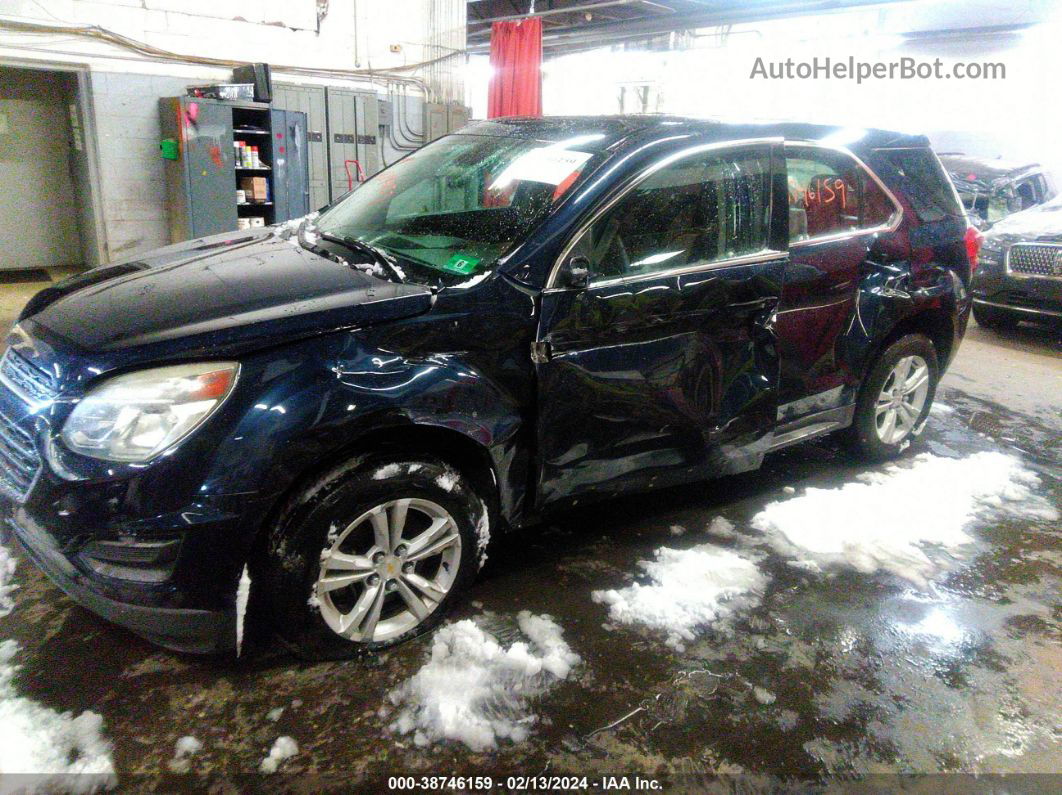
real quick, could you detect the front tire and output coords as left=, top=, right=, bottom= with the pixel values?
left=258, top=456, right=485, bottom=660
left=847, top=334, right=939, bottom=461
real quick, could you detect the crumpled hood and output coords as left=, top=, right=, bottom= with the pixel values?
left=20, top=228, right=434, bottom=362
left=983, top=194, right=1062, bottom=245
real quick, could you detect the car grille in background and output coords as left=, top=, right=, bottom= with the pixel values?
left=0, top=350, right=53, bottom=502
left=1008, top=243, right=1062, bottom=278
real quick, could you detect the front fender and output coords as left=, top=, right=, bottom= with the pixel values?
left=198, top=332, right=527, bottom=529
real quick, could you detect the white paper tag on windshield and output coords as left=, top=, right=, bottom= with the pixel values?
left=490, top=148, right=594, bottom=188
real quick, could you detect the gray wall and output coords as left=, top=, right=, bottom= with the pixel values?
left=88, top=71, right=190, bottom=263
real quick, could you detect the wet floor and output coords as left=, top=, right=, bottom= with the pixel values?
left=1, top=378, right=1058, bottom=790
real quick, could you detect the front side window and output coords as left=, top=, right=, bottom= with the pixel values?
left=786, top=146, right=897, bottom=242
left=1014, top=178, right=1040, bottom=209
left=315, top=134, right=606, bottom=284
left=574, top=145, right=773, bottom=283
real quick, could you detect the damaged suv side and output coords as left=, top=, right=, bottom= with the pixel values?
left=1, top=118, right=975, bottom=659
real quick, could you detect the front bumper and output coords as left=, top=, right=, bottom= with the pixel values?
left=5, top=512, right=235, bottom=654
left=972, top=296, right=1062, bottom=320
left=972, top=253, right=1062, bottom=321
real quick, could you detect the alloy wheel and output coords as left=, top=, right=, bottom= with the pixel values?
left=315, top=498, right=462, bottom=643
left=874, top=354, right=930, bottom=445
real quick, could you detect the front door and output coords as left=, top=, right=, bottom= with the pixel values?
left=534, top=142, right=787, bottom=508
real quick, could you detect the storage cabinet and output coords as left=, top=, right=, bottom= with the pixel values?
left=160, top=96, right=309, bottom=243
left=270, top=108, right=310, bottom=223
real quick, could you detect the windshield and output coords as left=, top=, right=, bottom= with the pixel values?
left=314, top=133, right=606, bottom=286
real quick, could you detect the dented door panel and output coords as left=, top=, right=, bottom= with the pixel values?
left=535, top=256, right=785, bottom=508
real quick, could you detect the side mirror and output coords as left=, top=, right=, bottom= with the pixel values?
left=560, top=255, right=591, bottom=290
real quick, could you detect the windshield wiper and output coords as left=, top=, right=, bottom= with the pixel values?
left=318, top=232, right=405, bottom=283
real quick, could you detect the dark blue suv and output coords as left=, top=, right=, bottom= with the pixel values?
left=1, top=118, right=977, bottom=658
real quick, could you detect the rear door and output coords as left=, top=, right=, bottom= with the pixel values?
left=774, top=143, right=902, bottom=424
left=534, top=141, right=787, bottom=508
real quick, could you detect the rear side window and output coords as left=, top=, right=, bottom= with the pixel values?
left=786, top=146, right=898, bottom=242
left=875, top=148, right=964, bottom=223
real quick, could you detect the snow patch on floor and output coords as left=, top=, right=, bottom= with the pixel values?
left=387, top=612, right=580, bottom=751
left=669, top=524, right=685, bottom=536
left=0, top=640, right=115, bottom=787
left=0, top=543, right=17, bottom=617
left=752, top=452, right=1058, bottom=588
left=235, top=565, right=251, bottom=656
left=167, top=735, right=203, bottom=774
left=592, top=544, right=766, bottom=651
left=704, top=517, right=737, bottom=540
left=259, top=736, right=298, bottom=774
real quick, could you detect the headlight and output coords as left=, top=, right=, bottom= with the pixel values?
left=61, top=362, right=239, bottom=462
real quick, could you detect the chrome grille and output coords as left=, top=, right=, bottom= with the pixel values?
left=0, top=401, right=40, bottom=502
left=0, top=350, right=50, bottom=502
left=1008, top=243, right=1062, bottom=278
left=0, top=349, right=57, bottom=404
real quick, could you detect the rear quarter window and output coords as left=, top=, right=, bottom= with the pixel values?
left=874, top=148, right=964, bottom=223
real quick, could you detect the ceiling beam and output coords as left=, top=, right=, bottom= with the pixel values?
left=467, top=0, right=914, bottom=50
left=468, top=0, right=648, bottom=27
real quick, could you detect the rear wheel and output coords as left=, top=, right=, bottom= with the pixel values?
left=258, top=456, right=485, bottom=660
left=847, top=334, right=939, bottom=460
left=973, top=303, right=1019, bottom=331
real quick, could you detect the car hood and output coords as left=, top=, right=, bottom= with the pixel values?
left=20, top=228, right=435, bottom=361
left=983, top=194, right=1062, bottom=245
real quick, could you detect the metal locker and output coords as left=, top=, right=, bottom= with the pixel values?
left=160, top=96, right=237, bottom=241
left=326, top=88, right=382, bottom=200
left=356, top=90, right=381, bottom=179
left=271, top=83, right=330, bottom=210
left=270, top=108, right=290, bottom=224
left=285, top=111, right=310, bottom=218
left=270, top=109, right=310, bottom=224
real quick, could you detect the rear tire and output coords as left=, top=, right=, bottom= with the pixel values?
left=973, top=303, right=1019, bottom=331
left=257, top=455, right=486, bottom=661
left=847, top=334, right=939, bottom=461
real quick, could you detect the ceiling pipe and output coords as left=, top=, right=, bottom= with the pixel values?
left=467, top=0, right=913, bottom=50
left=468, top=0, right=651, bottom=27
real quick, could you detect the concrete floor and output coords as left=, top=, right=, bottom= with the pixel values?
left=0, top=271, right=1058, bottom=787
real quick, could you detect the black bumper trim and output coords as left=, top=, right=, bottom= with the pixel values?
left=973, top=297, right=1062, bottom=319
left=6, top=518, right=234, bottom=655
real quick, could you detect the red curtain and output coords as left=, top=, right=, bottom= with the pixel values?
left=487, top=18, right=543, bottom=118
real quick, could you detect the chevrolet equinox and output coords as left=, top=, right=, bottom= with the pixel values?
left=0, top=117, right=978, bottom=659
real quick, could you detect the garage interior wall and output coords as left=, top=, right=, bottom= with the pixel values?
left=0, top=0, right=466, bottom=264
